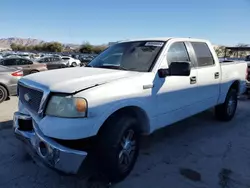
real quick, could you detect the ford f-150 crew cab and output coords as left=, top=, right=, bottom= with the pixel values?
left=13, top=38, right=247, bottom=182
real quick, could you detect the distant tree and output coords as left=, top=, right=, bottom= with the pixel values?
left=234, top=43, right=250, bottom=58
left=10, top=43, right=18, bottom=51
left=92, top=45, right=107, bottom=54
left=214, top=46, right=226, bottom=57
left=79, top=42, right=93, bottom=53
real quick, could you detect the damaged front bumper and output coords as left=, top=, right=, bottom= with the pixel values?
left=13, top=112, right=87, bottom=174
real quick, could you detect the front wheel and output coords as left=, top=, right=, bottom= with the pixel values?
left=215, top=89, right=238, bottom=121
left=0, top=85, right=8, bottom=103
left=96, top=115, right=140, bottom=183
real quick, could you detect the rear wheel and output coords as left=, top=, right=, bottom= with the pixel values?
left=72, top=62, right=77, bottom=67
left=96, top=114, right=140, bottom=183
left=0, top=85, right=8, bottom=103
left=215, top=89, right=238, bottom=121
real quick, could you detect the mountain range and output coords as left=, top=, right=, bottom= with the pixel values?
left=0, top=37, right=80, bottom=49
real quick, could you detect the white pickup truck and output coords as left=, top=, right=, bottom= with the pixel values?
left=13, top=38, right=247, bottom=182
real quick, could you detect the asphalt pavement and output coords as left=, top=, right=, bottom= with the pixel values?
left=1, top=96, right=250, bottom=188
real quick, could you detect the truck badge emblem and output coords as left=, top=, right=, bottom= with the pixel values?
left=24, top=93, right=31, bottom=102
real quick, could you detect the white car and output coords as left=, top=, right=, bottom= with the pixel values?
left=14, top=38, right=247, bottom=182
left=61, top=56, right=81, bottom=67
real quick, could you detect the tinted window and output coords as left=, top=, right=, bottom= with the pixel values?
left=43, top=58, right=49, bottom=62
left=245, top=55, right=250, bottom=61
left=53, top=57, right=60, bottom=61
left=3, top=59, right=16, bottom=66
left=191, top=42, right=214, bottom=67
left=62, top=57, right=70, bottom=60
left=167, top=42, right=190, bottom=65
left=16, top=59, right=33, bottom=65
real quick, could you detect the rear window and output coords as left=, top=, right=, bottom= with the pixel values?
left=191, top=42, right=215, bottom=67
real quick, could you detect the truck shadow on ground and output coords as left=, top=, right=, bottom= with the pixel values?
left=0, top=120, right=13, bottom=130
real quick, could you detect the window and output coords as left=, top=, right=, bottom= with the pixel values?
left=53, top=57, right=60, bottom=61
left=2, top=59, right=16, bottom=66
left=167, top=42, right=190, bottom=65
left=62, top=57, right=70, bottom=60
left=88, top=41, right=165, bottom=72
left=43, top=58, right=49, bottom=62
left=191, top=42, right=214, bottom=67
left=245, top=55, right=250, bottom=61
left=16, top=59, right=33, bottom=65
left=103, top=53, right=122, bottom=65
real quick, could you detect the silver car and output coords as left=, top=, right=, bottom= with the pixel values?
left=0, top=65, right=23, bottom=103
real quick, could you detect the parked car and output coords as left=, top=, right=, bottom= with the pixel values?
left=245, top=55, right=250, bottom=93
left=37, top=56, right=68, bottom=70
left=14, top=38, right=247, bottom=182
left=19, top=53, right=31, bottom=59
left=61, top=56, right=81, bottom=67
left=79, top=56, right=94, bottom=67
left=0, top=65, right=23, bottom=103
left=5, top=55, right=22, bottom=58
left=0, top=58, right=47, bottom=75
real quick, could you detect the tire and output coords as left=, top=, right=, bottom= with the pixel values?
left=0, top=85, right=8, bottom=103
left=215, top=89, right=238, bottom=121
left=72, top=62, right=77, bottom=67
left=30, top=70, right=39, bottom=74
left=96, top=114, right=140, bottom=183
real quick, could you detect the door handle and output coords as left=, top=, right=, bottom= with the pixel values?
left=190, top=76, right=197, bottom=84
left=214, top=72, right=219, bottom=79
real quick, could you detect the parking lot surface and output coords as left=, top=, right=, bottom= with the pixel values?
left=1, top=96, right=250, bottom=188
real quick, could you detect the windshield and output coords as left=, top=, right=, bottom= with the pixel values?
left=88, top=41, right=165, bottom=72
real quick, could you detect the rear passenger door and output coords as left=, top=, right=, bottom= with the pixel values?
left=189, top=42, right=220, bottom=109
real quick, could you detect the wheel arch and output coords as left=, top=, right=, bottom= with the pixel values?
left=97, top=105, right=150, bottom=136
left=30, top=69, right=39, bottom=73
left=229, top=80, right=240, bottom=94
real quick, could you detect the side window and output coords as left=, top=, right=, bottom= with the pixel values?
left=62, top=57, right=70, bottom=61
left=54, top=57, right=60, bottom=61
left=43, top=58, right=49, bottom=62
left=167, top=42, right=190, bottom=65
left=191, top=42, right=214, bottom=67
left=17, top=59, right=33, bottom=65
left=245, top=55, right=250, bottom=61
left=3, top=59, right=16, bottom=66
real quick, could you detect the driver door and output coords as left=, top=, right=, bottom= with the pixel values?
left=154, top=41, right=199, bottom=128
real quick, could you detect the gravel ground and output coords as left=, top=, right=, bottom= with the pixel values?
left=0, top=96, right=250, bottom=188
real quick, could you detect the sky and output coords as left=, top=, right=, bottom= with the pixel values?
left=0, top=0, right=249, bottom=45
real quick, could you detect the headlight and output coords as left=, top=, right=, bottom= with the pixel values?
left=45, top=95, right=88, bottom=118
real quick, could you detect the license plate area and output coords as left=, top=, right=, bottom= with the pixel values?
left=18, top=119, right=33, bottom=131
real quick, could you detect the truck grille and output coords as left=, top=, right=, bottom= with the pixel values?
left=18, top=84, right=44, bottom=113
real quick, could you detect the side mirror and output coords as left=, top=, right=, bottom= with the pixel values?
left=168, top=61, right=191, bottom=76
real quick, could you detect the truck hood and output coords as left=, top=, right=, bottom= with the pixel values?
left=21, top=67, right=139, bottom=93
